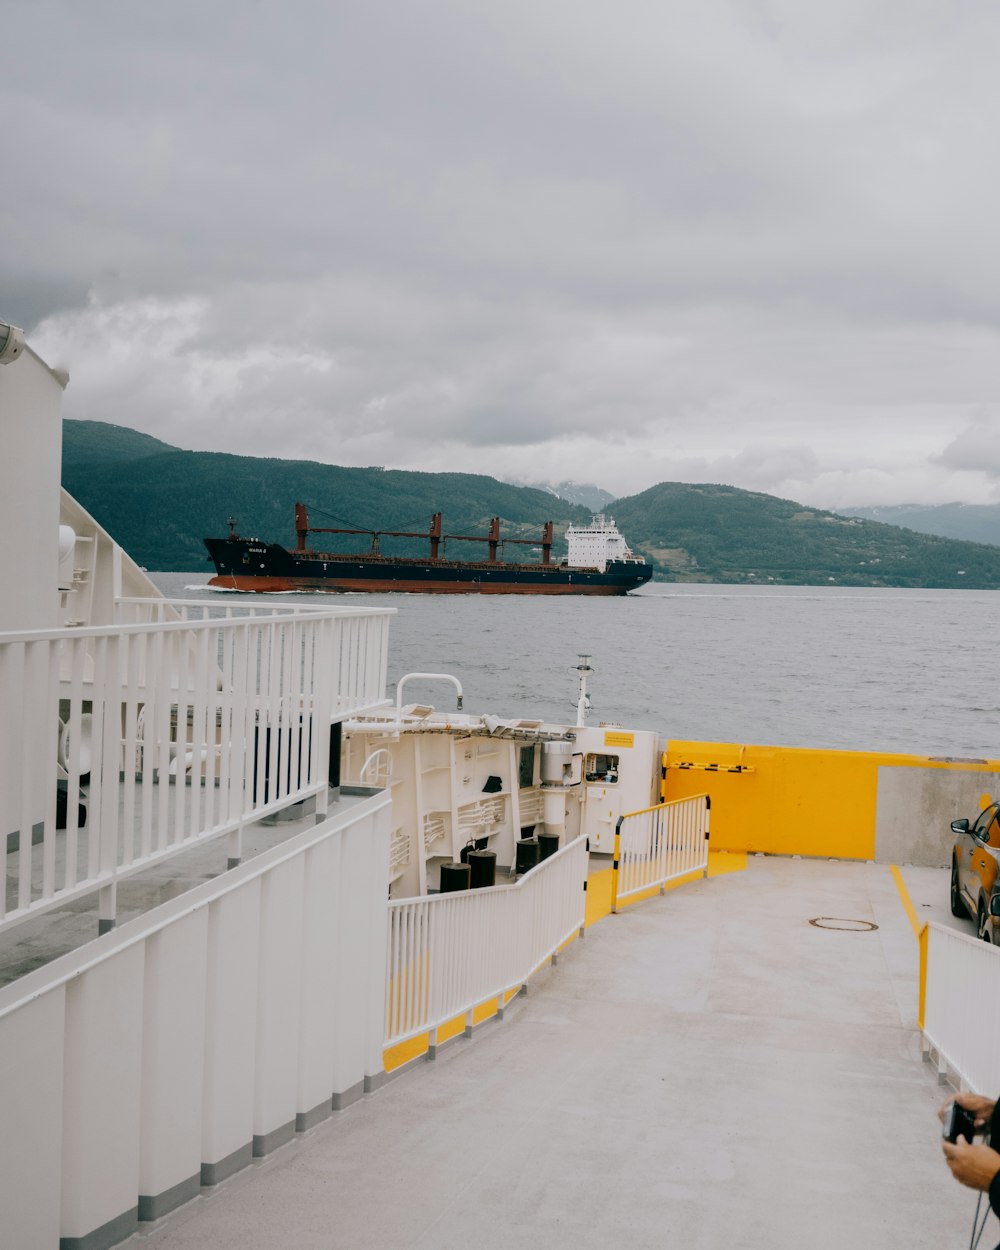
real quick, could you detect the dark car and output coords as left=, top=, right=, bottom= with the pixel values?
left=950, top=801, right=1000, bottom=942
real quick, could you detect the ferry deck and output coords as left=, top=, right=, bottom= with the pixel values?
left=125, top=853, right=977, bottom=1250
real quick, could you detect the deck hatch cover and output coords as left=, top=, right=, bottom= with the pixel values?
left=808, top=917, right=879, bottom=932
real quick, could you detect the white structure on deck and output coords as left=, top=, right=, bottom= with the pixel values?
left=341, top=706, right=659, bottom=896
left=564, top=514, right=640, bottom=571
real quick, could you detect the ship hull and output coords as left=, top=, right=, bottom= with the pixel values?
left=204, top=538, right=652, bottom=595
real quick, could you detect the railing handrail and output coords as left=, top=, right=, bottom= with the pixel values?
left=619, top=792, right=710, bottom=821
left=115, top=596, right=396, bottom=619
left=1, top=607, right=395, bottom=645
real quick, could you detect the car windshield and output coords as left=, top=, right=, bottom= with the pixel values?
left=973, top=804, right=1000, bottom=840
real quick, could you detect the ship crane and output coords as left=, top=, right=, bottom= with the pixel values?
left=294, top=503, right=553, bottom=564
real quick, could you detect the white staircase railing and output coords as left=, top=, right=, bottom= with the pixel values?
left=612, top=794, right=710, bottom=911
left=0, top=604, right=392, bottom=934
left=385, top=834, right=589, bottom=1048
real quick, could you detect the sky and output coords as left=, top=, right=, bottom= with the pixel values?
left=4, top=0, right=1000, bottom=509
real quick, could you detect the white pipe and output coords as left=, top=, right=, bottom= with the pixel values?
left=396, top=672, right=464, bottom=713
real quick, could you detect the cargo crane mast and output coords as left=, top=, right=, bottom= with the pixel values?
left=293, top=504, right=553, bottom=564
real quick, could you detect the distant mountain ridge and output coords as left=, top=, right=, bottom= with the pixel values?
left=505, top=478, right=615, bottom=512
left=61, top=420, right=1000, bottom=587
left=838, top=502, right=1000, bottom=547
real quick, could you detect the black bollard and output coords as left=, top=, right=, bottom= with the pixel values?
left=439, top=861, right=471, bottom=893
left=515, top=837, right=540, bottom=875
left=468, top=848, right=497, bottom=888
left=538, top=831, right=560, bottom=860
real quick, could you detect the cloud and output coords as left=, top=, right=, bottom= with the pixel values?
left=7, top=0, right=1000, bottom=509
left=939, top=412, right=1000, bottom=477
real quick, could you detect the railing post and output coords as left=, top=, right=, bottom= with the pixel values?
left=611, top=819, right=622, bottom=914
left=703, top=794, right=711, bottom=878
left=227, top=825, right=243, bottom=869
left=98, top=882, right=117, bottom=935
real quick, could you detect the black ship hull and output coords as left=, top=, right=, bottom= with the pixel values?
left=204, top=538, right=652, bottom=595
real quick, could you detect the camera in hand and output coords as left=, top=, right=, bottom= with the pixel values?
left=943, top=1101, right=978, bottom=1144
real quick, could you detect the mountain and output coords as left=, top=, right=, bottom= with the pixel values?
left=506, top=479, right=615, bottom=512
left=60, top=422, right=1000, bottom=587
left=61, top=419, right=180, bottom=466
left=61, top=421, right=591, bottom=571
left=838, top=503, right=1000, bottom=547
left=611, top=482, right=1000, bottom=588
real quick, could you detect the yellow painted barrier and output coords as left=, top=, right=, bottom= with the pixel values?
left=663, top=741, right=1000, bottom=861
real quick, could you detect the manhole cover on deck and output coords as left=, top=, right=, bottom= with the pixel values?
left=808, top=917, right=878, bottom=932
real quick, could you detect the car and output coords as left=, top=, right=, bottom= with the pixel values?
left=950, top=801, right=1000, bottom=942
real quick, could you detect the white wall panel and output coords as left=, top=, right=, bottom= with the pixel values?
left=253, top=855, right=305, bottom=1150
left=201, top=877, right=261, bottom=1175
left=330, top=819, right=372, bottom=1099
left=139, top=908, right=209, bottom=1212
left=297, top=835, right=342, bottom=1122
left=0, top=988, right=65, bottom=1250
left=363, top=804, right=392, bottom=1080
left=60, top=944, right=145, bottom=1242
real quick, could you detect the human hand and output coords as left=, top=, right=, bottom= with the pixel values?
left=942, top=1138, right=1000, bottom=1191
left=938, top=1092, right=995, bottom=1130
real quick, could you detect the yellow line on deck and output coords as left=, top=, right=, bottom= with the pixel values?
left=890, top=864, right=922, bottom=940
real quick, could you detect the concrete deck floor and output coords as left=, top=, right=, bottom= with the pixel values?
left=128, top=856, right=985, bottom=1250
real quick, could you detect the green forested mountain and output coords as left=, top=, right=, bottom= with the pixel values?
left=611, top=482, right=1000, bottom=588
left=62, top=419, right=179, bottom=466
left=61, top=421, right=1000, bottom=587
left=60, top=421, right=590, bottom=571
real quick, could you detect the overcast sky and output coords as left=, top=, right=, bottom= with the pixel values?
left=5, top=0, right=1000, bottom=507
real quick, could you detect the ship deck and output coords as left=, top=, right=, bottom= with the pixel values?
left=125, top=855, right=980, bottom=1250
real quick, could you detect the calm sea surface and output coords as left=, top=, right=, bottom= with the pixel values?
left=151, top=574, right=1000, bottom=759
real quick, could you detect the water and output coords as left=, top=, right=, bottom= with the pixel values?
left=151, top=575, right=1000, bottom=758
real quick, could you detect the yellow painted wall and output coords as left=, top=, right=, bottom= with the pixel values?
left=662, top=742, right=1000, bottom=861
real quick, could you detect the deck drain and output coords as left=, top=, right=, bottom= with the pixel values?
left=808, top=917, right=878, bottom=932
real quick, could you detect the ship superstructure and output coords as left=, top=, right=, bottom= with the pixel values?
left=564, top=513, right=644, bottom=572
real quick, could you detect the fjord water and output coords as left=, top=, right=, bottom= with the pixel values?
left=154, top=575, right=999, bottom=758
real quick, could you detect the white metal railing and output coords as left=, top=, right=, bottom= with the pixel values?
left=923, top=922, right=1000, bottom=1094
left=612, top=794, right=710, bottom=911
left=385, top=834, right=589, bottom=1047
left=0, top=605, right=391, bottom=934
left=115, top=598, right=394, bottom=718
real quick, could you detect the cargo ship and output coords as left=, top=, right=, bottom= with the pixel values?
left=204, top=504, right=653, bottom=594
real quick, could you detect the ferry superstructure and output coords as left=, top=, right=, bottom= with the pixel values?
left=0, top=320, right=998, bottom=1249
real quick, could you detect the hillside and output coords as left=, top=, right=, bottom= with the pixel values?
left=61, top=419, right=180, bottom=466
left=60, top=421, right=590, bottom=571
left=611, top=482, right=1000, bottom=588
